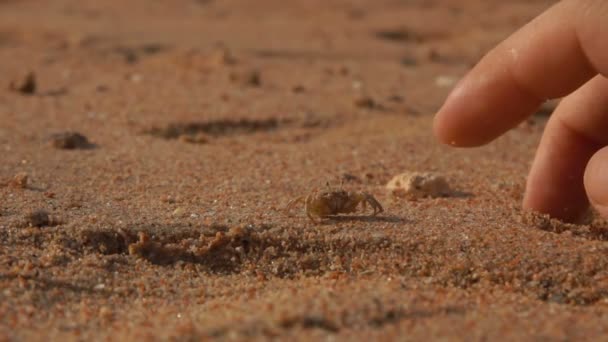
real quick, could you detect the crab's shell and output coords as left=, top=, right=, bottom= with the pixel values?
left=307, top=190, right=359, bottom=217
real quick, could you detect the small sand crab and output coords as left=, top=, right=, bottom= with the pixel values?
left=286, top=183, right=384, bottom=222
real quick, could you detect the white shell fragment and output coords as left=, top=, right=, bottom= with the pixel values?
left=435, top=75, right=458, bottom=88
left=386, top=172, right=451, bottom=198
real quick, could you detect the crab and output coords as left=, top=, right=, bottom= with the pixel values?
left=285, top=183, right=384, bottom=222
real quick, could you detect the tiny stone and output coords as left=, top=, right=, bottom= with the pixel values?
left=245, top=70, right=261, bottom=86
left=401, top=56, right=418, bottom=66
left=292, top=85, right=306, bottom=93
left=49, top=132, right=92, bottom=149
left=172, top=207, right=186, bottom=217
left=10, top=72, right=36, bottom=95
left=208, top=47, right=236, bottom=66
left=25, top=210, right=51, bottom=227
left=96, top=84, right=109, bottom=92
left=435, top=75, right=458, bottom=88
left=387, top=95, right=403, bottom=103
left=10, top=172, right=28, bottom=189
left=179, top=133, right=209, bottom=144
left=161, top=195, right=176, bottom=204
left=341, top=173, right=361, bottom=183
left=129, top=73, right=143, bottom=83
left=231, top=69, right=261, bottom=87
left=354, top=96, right=377, bottom=109
left=99, top=306, right=113, bottom=321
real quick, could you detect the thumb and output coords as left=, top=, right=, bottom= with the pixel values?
left=584, top=147, right=608, bottom=218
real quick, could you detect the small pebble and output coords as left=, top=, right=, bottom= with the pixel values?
left=341, top=173, right=362, bottom=183
left=435, top=75, right=458, bottom=88
left=207, top=47, right=236, bottom=66
left=9, top=72, right=36, bottom=95
left=98, top=306, right=113, bottom=321
left=354, top=96, right=377, bottom=109
left=172, top=207, right=186, bottom=217
left=401, top=56, right=418, bottom=66
left=49, top=132, right=92, bottom=149
left=230, top=69, right=261, bottom=87
left=129, top=73, right=143, bottom=83
left=25, top=210, right=51, bottom=227
left=292, top=85, right=306, bottom=93
left=10, top=172, right=28, bottom=189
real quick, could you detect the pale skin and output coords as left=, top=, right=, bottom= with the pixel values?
left=434, top=0, right=608, bottom=222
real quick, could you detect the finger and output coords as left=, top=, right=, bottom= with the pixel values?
left=524, top=76, right=608, bottom=222
left=585, top=147, right=608, bottom=218
left=434, top=0, right=608, bottom=147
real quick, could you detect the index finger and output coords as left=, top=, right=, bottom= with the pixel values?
left=433, top=0, right=607, bottom=147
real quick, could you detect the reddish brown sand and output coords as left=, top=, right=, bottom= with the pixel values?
left=3, top=0, right=608, bottom=340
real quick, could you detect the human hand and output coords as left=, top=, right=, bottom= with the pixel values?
left=433, top=0, right=608, bottom=222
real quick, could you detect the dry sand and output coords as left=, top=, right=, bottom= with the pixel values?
left=3, top=0, right=608, bottom=340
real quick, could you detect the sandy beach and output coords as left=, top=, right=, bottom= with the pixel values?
left=3, top=0, right=608, bottom=340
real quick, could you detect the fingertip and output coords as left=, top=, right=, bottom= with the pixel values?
left=433, top=81, right=470, bottom=147
left=584, top=147, right=608, bottom=218
left=432, top=106, right=458, bottom=147
left=433, top=81, right=492, bottom=148
left=522, top=115, right=595, bottom=223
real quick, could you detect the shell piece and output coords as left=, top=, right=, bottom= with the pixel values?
left=386, top=172, right=451, bottom=198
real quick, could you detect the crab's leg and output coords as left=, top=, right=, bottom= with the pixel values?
left=364, top=194, right=384, bottom=215
left=304, top=193, right=321, bottom=223
left=285, top=196, right=305, bottom=216
left=307, top=212, right=321, bottom=224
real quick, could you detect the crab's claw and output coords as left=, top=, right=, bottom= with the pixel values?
left=285, top=196, right=304, bottom=217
